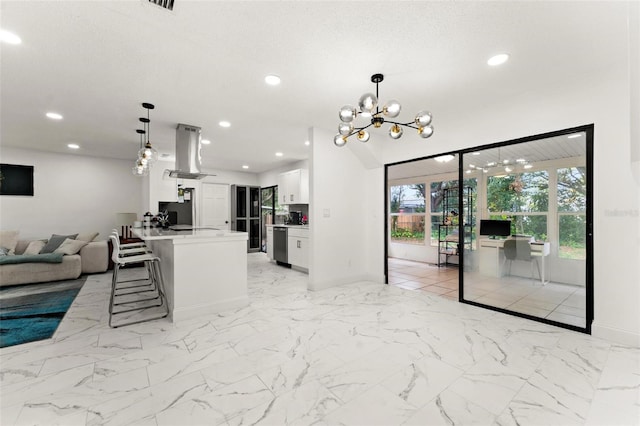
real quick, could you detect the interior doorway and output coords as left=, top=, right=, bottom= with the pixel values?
left=385, top=154, right=461, bottom=299
left=201, top=183, right=230, bottom=230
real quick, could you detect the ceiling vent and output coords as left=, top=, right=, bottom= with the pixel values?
left=148, top=0, right=174, bottom=11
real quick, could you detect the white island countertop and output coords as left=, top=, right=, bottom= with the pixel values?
left=131, top=226, right=248, bottom=322
left=133, top=226, right=248, bottom=241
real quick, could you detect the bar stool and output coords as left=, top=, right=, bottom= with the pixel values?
left=108, top=235, right=169, bottom=328
left=111, top=229, right=148, bottom=250
left=111, top=230, right=150, bottom=256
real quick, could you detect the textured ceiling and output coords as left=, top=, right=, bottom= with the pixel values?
left=0, top=1, right=629, bottom=173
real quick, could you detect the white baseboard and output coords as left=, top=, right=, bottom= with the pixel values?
left=308, top=273, right=385, bottom=291
left=591, top=321, right=640, bottom=347
left=171, top=296, right=249, bottom=323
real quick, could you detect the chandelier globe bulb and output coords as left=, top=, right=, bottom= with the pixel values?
left=383, top=100, right=401, bottom=118
left=358, top=93, right=377, bottom=113
left=418, top=125, right=434, bottom=139
left=334, top=134, right=347, bottom=147
left=389, top=124, right=403, bottom=139
left=339, top=105, right=357, bottom=123
left=357, top=130, right=370, bottom=143
left=415, top=111, right=433, bottom=127
left=338, top=122, right=354, bottom=136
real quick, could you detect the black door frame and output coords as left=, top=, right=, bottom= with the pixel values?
left=384, top=124, right=594, bottom=334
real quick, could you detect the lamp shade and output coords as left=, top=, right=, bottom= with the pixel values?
left=116, top=213, right=137, bottom=226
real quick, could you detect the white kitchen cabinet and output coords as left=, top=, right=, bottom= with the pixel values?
left=287, top=227, right=308, bottom=269
left=278, top=169, right=309, bottom=205
left=266, top=226, right=274, bottom=260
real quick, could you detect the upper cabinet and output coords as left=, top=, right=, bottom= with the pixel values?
left=278, top=168, right=309, bottom=205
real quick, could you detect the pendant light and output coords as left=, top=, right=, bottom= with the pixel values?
left=132, top=129, right=149, bottom=176
left=138, top=102, right=158, bottom=165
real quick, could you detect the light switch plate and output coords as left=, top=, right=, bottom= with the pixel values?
left=323, top=209, right=330, bottom=218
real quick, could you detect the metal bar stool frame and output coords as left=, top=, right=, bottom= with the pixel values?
left=108, top=235, right=169, bottom=328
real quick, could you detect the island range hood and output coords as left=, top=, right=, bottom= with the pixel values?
left=166, top=123, right=215, bottom=179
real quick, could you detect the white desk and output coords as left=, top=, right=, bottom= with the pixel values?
left=479, top=238, right=550, bottom=284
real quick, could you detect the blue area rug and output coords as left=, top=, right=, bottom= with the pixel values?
left=0, top=277, right=86, bottom=348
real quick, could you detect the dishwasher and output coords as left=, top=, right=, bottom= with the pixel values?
left=273, top=226, right=289, bottom=266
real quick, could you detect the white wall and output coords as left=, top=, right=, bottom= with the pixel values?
left=308, top=127, right=383, bottom=290
left=0, top=148, right=143, bottom=240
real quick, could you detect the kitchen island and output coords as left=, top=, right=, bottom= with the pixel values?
left=132, top=227, right=248, bottom=322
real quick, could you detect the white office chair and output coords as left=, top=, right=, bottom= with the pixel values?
left=503, top=239, right=541, bottom=281
left=108, top=235, right=168, bottom=328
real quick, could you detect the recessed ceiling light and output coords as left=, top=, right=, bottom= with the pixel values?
left=67, top=143, right=80, bottom=149
left=567, top=133, right=582, bottom=139
left=201, top=139, right=211, bottom=145
left=265, top=74, right=281, bottom=85
left=487, top=53, right=510, bottom=66
left=242, top=165, right=249, bottom=169
left=304, top=140, right=310, bottom=146
left=434, top=154, right=454, bottom=163
left=0, top=30, right=21, bottom=45
left=219, top=121, right=231, bottom=128
left=46, top=112, right=63, bottom=120
left=275, top=152, right=283, bottom=157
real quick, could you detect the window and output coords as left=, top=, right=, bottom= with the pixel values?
left=557, top=166, right=587, bottom=259
left=429, top=180, right=457, bottom=245
left=390, top=184, right=425, bottom=245
left=487, top=171, right=549, bottom=240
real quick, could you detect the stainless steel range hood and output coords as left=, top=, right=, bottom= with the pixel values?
left=166, top=123, right=215, bottom=180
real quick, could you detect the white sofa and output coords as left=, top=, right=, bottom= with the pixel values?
left=0, top=237, right=108, bottom=287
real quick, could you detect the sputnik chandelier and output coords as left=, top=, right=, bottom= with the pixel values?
left=334, top=73, right=434, bottom=147
left=132, top=102, right=159, bottom=176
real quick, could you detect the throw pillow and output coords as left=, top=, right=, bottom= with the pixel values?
left=54, top=238, right=88, bottom=255
left=0, top=247, right=10, bottom=256
left=40, top=234, right=78, bottom=254
left=23, top=240, right=46, bottom=255
left=0, top=230, right=19, bottom=255
left=77, top=231, right=99, bottom=242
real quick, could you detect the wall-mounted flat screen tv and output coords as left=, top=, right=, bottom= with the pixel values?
left=0, top=164, right=34, bottom=196
left=479, top=219, right=511, bottom=238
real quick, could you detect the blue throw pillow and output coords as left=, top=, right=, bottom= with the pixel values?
left=39, top=234, right=78, bottom=254
left=0, top=252, right=64, bottom=265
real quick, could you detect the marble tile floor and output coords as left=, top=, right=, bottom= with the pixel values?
left=388, top=258, right=587, bottom=328
left=1, top=253, right=638, bottom=425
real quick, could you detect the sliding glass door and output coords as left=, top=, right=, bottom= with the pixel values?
left=385, top=125, right=593, bottom=333
left=460, top=126, right=592, bottom=332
